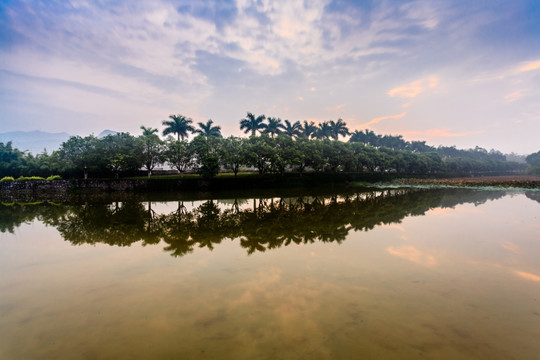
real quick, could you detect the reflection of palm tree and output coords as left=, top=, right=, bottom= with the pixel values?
left=240, top=112, right=266, bottom=136
left=162, top=114, right=194, bottom=141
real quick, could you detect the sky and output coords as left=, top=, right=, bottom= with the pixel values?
left=1, top=0, right=539, bottom=154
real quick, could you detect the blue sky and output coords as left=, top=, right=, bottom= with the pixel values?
left=1, top=0, right=539, bottom=153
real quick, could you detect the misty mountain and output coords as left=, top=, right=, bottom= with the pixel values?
left=97, top=130, right=118, bottom=138
left=0, top=131, right=71, bottom=155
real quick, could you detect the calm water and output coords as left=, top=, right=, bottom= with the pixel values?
left=1, top=188, right=540, bottom=359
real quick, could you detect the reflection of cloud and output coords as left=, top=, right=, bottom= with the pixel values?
left=386, top=246, right=437, bottom=267
left=515, top=270, right=540, bottom=282
left=387, top=76, right=439, bottom=98
left=501, top=241, right=521, bottom=255
left=381, top=224, right=406, bottom=232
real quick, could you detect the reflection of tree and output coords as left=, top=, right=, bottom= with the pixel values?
left=0, top=189, right=509, bottom=257
left=525, top=191, right=540, bottom=205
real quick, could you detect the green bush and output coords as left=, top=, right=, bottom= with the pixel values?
left=46, top=175, right=62, bottom=181
left=0, top=176, right=15, bottom=182
left=16, top=176, right=45, bottom=181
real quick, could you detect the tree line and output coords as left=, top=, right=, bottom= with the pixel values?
left=0, top=112, right=535, bottom=179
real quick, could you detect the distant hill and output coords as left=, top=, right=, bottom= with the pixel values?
left=0, top=131, right=71, bottom=155
left=97, top=129, right=118, bottom=138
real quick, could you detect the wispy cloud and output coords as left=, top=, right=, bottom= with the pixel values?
left=400, top=128, right=484, bottom=139
left=518, top=60, right=540, bottom=73
left=504, top=90, right=525, bottom=103
left=387, top=76, right=440, bottom=98
left=357, top=111, right=407, bottom=128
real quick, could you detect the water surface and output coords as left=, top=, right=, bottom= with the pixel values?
left=1, top=188, right=539, bottom=359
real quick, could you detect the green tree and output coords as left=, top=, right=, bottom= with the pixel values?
left=300, top=120, right=318, bottom=139
left=219, top=136, right=246, bottom=176
left=138, top=126, right=164, bottom=178
left=101, top=132, right=142, bottom=178
left=165, top=139, right=194, bottom=176
left=0, top=141, right=26, bottom=177
left=58, top=135, right=101, bottom=179
left=162, top=114, right=194, bottom=141
left=240, top=112, right=266, bottom=136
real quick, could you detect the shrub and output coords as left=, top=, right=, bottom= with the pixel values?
left=46, top=175, right=62, bottom=181
left=16, top=176, right=45, bottom=181
left=0, top=176, right=15, bottom=182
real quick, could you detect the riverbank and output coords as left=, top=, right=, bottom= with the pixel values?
left=1, top=174, right=538, bottom=203
left=393, top=175, right=540, bottom=189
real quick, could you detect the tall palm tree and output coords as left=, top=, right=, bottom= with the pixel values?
left=140, top=126, right=159, bottom=137
left=262, top=117, right=284, bottom=138
left=328, top=118, right=349, bottom=140
left=283, top=120, right=301, bottom=138
left=240, top=112, right=266, bottom=136
left=195, top=119, right=222, bottom=138
left=314, top=121, right=332, bottom=139
left=162, top=114, right=194, bottom=141
left=300, top=120, right=318, bottom=139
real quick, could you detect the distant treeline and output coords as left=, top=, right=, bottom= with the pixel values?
left=1, top=112, right=538, bottom=179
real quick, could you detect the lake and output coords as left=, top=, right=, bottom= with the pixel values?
left=1, top=187, right=539, bottom=359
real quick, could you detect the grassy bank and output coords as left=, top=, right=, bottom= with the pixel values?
left=393, top=175, right=540, bottom=189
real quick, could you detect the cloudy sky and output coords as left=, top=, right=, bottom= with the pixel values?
left=1, top=0, right=539, bottom=154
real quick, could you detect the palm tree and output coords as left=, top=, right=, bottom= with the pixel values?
left=195, top=119, right=222, bottom=138
left=162, top=114, right=194, bottom=141
left=349, top=130, right=367, bottom=143
left=283, top=120, right=301, bottom=138
left=240, top=112, right=266, bottom=136
left=328, top=118, right=349, bottom=140
left=140, top=126, right=159, bottom=137
left=314, top=121, right=332, bottom=139
left=262, top=117, right=285, bottom=138
left=300, top=120, right=318, bottom=139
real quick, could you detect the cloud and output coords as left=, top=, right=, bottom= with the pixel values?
left=324, top=103, right=346, bottom=112
left=387, top=76, right=440, bottom=98
left=400, top=128, right=484, bottom=139
left=504, top=90, right=524, bottom=103
left=358, top=111, right=406, bottom=128
left=518, top=61, right=540, bottom=73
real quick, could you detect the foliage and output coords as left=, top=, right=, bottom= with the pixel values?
left=1, top=176, right=15, bottom=182
left=16, top=176, right=45, bottom=181
left=46, top=175, right=62, bottom=180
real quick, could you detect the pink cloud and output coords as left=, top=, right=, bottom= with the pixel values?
left=387, top=76, right=440, bottom=98
left=400, top=128, right=484, bottom=139
left=519, top=61, right=540, bottom=72
left=504, top=90, right=524, bottom=103
left=357, top=111, right=406, bottom=128
left=386, top=246, right=437, bottom=267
